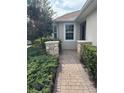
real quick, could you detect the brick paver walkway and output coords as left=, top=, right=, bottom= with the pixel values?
left=54, top=50, right=96, bottom=93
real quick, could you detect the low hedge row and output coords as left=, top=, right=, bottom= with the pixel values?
left=80, top=44, right=97, bottom=87
left=27, top=55, right=59, bottom=93
left=27, top=47, right=46, bottom=57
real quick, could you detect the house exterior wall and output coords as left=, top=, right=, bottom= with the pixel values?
left=56, top=9, right=97, bottom=49
left=57, top=22, right=80, bottom=50
left=54, top=0, right=97, bottom=49
left=86, top=9, right=97, bottom=46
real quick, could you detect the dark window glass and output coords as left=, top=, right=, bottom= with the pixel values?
left=65, top=24, right=74, bottom=40
left=54, top=33, right=57, bottom=38
left=54, top=26, right=57, bottom=32
left=53, top=25, right=57, bottom=38
left=66, top=33, right=73, bottom=40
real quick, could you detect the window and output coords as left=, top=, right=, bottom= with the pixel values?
left=65, top=24, right=74, bottom=40
left=53, top=25, right=57, bottom=38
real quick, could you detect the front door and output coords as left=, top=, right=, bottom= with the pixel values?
left=80, top=21, right=86, bottom=40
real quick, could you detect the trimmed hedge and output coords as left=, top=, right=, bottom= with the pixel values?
left=80, top=44, right=97, bottom=87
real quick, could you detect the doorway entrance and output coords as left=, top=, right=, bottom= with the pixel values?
left=80, top=21, right=86, bottom=40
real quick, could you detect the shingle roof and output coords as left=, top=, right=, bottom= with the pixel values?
left=54, top=10, right=80, bottom=22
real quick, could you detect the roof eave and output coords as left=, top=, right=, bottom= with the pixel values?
left=75, top=0, right=97, bottom=22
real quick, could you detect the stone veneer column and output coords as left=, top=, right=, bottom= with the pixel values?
left=77, top=40, right=92, bottom=56
left=45, top=41, right=59, bottom=56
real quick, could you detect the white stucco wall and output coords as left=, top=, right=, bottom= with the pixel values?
left=86, top=9, right=97, bottom=46
left=56, top=9, right=97, bottom=49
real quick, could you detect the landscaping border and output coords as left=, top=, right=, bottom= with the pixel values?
left=80, top=44, right=97, bottom=87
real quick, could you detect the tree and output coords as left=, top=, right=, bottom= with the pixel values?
left=27, top=0, right=54, bottom=42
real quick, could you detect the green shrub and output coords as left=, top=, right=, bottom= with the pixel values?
left=27, top=37, right=60, bottom=92
left=80, top=44, right=97, bottom=86
left=27, top=47, right=46, bottom=57
left=32, top=37, right=47, bottom=49
left=80, top=43, right=92, bottom=63
left=27, top=55, right=59, bottom=93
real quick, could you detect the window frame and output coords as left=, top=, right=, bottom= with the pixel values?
left=53, top=24, right=58, bottom=39
left=64, top=23, right=75, bottom=41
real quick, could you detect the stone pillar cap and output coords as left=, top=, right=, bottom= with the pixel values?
left=77, top=40, right=92, bottom=43
left=45, top=41, right=59, bottom=44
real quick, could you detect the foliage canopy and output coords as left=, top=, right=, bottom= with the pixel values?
left=27, top=0, right=54, bottom=42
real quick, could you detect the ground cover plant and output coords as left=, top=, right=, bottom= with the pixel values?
left=27, top=46, right=59, bottom=93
